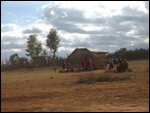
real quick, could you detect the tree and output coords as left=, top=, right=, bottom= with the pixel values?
left=111, top=47, right=149, bottom=60
left=26, top=34, right=42, bottom=59
left=9, top=53, right=19, bottom=68
left=41, top=49, right=48, bottom=56
left=46, top=29, right=60, bottom=70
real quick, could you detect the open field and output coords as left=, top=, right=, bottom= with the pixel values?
left=1, top=60, right=149, bottom=112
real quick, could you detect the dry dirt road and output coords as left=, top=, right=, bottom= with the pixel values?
left=1, top=60, right=149, bottom=112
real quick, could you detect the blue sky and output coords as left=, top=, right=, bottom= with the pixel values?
left=1, top=1, right=47, bottom=25
left=1, top=1, right=149, bottom=62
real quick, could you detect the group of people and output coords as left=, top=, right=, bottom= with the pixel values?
left=62, top=56, right=95, bottom=72
left=81, top=56, right=95, bottom=70
left=106, top=58, right=128, bottom=72
left=61, top=56, right=129, bottom=73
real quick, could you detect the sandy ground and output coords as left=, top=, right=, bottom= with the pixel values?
left=1, top=60, right=149, bottom=112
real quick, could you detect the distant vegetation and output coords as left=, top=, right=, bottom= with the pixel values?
left=1, top=53, right=65, bottom=72
left=1, top=28, right=63, bottom=72
left=1, top=47, right=149, bottom=72
left=108, top=48, right=149, bottom=60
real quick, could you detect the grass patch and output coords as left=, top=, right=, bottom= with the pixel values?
left=1, top=68, right=60, bottom=83
left=75, top=72, right=131, bottom=84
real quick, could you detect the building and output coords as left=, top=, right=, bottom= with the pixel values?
left=32, top=56, right=48, bottom=67
left=67, top=48, right=107, bottom=69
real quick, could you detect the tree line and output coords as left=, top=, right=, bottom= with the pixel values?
left=108, top=48, right=149, bottom=60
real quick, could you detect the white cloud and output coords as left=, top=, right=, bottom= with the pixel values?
left=130, top=41, right=135, bottom=46
left=50, top=10, right=55, bottom=15
left=126, top=29, right=135, bottom=36
left=12, top=49, right=22, bottom=52
left=144, top=38, right=149, bottom=43
left=1, top=23, right=23, bottom=39
left=1, top=1, right=149, bottom=61
left=33, top=20, right=53, bottom=32
left=42, top=1, right=147, bottom=19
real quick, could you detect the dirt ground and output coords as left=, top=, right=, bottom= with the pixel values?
left=1, top=60, right=149, bottom=112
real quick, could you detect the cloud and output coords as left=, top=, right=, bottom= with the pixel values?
left=128, top=42, right=149, bottom=50
left=1, top=1, right=149, bottom=61
left=41, top=1, right=148, bottom=52
left=1, top=24, right=16, bottom=32
left=41, top=1, right=148, bottom=34
left=1, top=23, right=26, bottom=46
left=1, top=42, right=25, bottom=50
left=1, top=48, right=27, bottom=62
left=144, top=1, right=149, bottom=12
left=22, top=27, right=42, bottom=34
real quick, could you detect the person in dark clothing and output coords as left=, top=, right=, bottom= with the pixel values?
left=62, top=60, right=68, bottom=70
left=109, top=61, right=113, bottom=69
left=117, top=59, right=123, bottom=72
left=62, top=60, right=65, bottom=69
left=84, top=57, right=88, bottom=70
left=122, top=58, right=128, bottom=71
left=113, top=58, right=118, bottom=69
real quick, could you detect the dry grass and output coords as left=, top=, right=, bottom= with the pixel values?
left=1, top=59, right=149, bottom=112
left=75, top=72, right=131, bottom=84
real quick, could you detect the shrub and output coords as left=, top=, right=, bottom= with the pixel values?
left=75, top=72, right=131, bottom=84
left=76, top=73, right=96, bottom=84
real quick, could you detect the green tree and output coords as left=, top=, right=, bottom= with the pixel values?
left=41, top=49, right=48, bottom=56
left=46, top=29, right=60, bottom=70
left=26, top=34, right=42, bottom=59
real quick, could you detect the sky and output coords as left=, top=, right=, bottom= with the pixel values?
left=1, top=1, right=149, bottom=62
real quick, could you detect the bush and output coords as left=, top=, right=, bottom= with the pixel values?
left=76, top=73, right=97, bottom=84
left=96, top=73, right=130, bottom=82
left=75, top=72, right=131, bottom=84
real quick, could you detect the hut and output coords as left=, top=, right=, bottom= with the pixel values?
left=92, top=51, right=108, bottom=69
left=32, top=56, right=48, bottom=67
left=67, top=48, right=107, bottom=69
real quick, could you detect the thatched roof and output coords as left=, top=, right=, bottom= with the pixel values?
left=68, top=48, right=92, bottom=59
left=68, top=48, right=107, bottom=58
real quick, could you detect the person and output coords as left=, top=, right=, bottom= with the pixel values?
left=106, top=59, right=109, bottom=65
left=109, top=58, right=113, bottom=69
left=62, top=60, right=65, bottom=69
left=113, top=58, right=118, bottom=69
left=109, top=61, right=113, bottom=69
left=84, top=57, right=88, bottom=70
left=117, top=58, right=123, bottom=72
left=62, top=60, right=68, bottom=70
left=83, top=58, right=87, bottom=70
left=122, top=58, right=128, bottom=71
left=89, top=56, right=94, bottom=70
left=105, top=59, right=110, bottom=71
